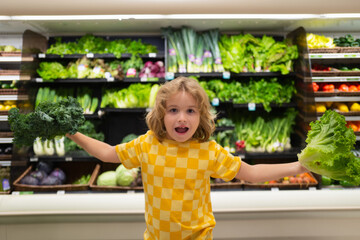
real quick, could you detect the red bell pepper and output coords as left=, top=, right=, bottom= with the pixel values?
left=322, top=84, right=335, bottom=92
left=312, top=82, right=319, bottom=92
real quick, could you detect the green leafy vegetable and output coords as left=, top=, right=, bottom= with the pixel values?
left=298, top=110, right=360, bottom=185
left=8, top=97, right=85, bottom=147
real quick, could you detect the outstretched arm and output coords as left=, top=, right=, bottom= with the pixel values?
left=66, top=132, right=120, bottom=163
left=235, top=161, right=308, bottom=183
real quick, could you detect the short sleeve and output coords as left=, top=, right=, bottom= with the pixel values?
left=210, top=142, right=241, bottom=181
left=115, top=136, right=143, bottom=169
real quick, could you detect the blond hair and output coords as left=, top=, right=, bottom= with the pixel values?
left=146, top=77, right=216, bottom=142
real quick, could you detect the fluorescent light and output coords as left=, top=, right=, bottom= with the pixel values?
left=8, top=14, right=318, bottom=21
left=4, top=13, right=360, bottom=21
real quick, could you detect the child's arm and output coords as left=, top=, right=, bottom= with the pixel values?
left=235, top=161, right=308, bottom=183
left=66, top=132, right=120, bottom=163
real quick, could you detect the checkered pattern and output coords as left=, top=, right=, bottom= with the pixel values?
left=116, top=130, right=241, bottom=240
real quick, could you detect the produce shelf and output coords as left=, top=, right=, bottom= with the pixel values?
left=312, top=76, right=360, bottom=82
left=36, top=52, right=165, bottom=59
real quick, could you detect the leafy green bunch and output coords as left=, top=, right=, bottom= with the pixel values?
left=298, top=110, right=360, bottom=185
left=8, top=97, right=85, bottom=147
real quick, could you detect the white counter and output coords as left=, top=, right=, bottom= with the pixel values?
left=1, top=190, right=360, bottom=240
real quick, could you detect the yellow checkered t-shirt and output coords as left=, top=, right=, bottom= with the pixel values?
left=116, top=130, right=241, bottom=240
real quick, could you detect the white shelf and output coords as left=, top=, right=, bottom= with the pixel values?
left=0, top=57, right=21, bottom=62
left=0, top=75, right=20, bottom=81
left=0, top=138, right=13, bottom=143
left=315, top=96, right=360, bottom=102
left=0, top=95, right=28, bottom=101
left=312, top=76, right=360, bottom=82
left=310, top=53, right=360, bottom=59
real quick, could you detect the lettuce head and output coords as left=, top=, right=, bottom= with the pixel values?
left=298, top=110, right=360, bottom=185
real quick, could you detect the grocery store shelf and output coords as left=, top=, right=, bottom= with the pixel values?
left=37, top=52, right=165, bottom=59
left=0, top=115, right=8, bottom=121
left=0, top=138, right=13, bottom=144
left=0, top=75, right=20, bottom=81
left=310, top=53, right=360, bottom=59
left=0, top=57, right=21, bottom=62
left=314, top=96, right=360, bottom=102
left=0, top=95, right=28, bottom=101
left=312, top=76, right=360, bottom=82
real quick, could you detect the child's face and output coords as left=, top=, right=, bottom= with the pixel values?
left=164, top=91, right=200, bottom=142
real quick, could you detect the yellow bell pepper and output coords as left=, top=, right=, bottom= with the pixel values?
left=350, top=103, right=360, bottom=112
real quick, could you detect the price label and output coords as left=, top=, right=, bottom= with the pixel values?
left=141, top=77, right=148, bottom=82
left=38, top=53, right=46, bottom=58
left=222, top=71, right=231, bottom=79
left=65, top=157, right=73, bottom=162
left=165, top=72, right=175, bottom=80
left=149, top=53, right=157, bottom=58
left=30, top=157, right=38, bottom=162
left=35, top=78, right=43, bottom=83
left=57, top=190, right=66, bottom=195
left=248, top=103, right=256, bottom=111
left=211, top=98, right=220, bottom=107
left=106, top=77, right=114, bottom=82
left=86, top=53, right=94, bottom=58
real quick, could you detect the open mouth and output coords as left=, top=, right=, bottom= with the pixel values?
left=175, top=127, right=189, bottom=133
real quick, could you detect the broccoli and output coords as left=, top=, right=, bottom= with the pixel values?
left=298, top=110, right=360, bottom=185
left=8, top=97, right=85, bottom=147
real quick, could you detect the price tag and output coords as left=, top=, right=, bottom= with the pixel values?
left=86, top=53, right=94, bottom=58
left=38, top=53, right=46, bottom=58
left=148, top=53, right=157, bottom=58
left=309, top=187, right=317, bottom=191
left=65, top=157, right=73, bottom=162
left=344, top=54, right=357, bottom=58
left=310, top=55, right=323, bottom=58
left=222, top=71, right=231, bottom=79
left=106, top=77, right=114, bottom=82
left=248, top=103, right=256, bottom=111
left=57, top=190, right=66, bottom=195
left=165, top=72, right=175, bottom=80
left=211, top=98, right=220, bottom=107
left=30, top=157, right=38, bottom=162
left=140, top=77, right=148, bottom=82
left=35, top=78, right=43, bottom=83
left=271, top=187, right=280, bottom=192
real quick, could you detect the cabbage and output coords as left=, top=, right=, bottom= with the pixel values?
left=97, top=171, right=117, bottom=186
left=298, top=110, right=360, bottom=185
left=115, top=164, right=139, bottom=186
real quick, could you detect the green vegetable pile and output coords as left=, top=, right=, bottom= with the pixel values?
left=333, top=34, right=360, bottom=47
left=298, top=110, right=360, bottom=185
left=46, top=34, right=157, bottom=58
left=200, top=78, right=296, bottom=112
left=37, top=57, right=125, bottom=81
left=219, top=34, right=298, bottom=75
left=97, top=164, right=139, bottom=187
left=101, top=83, right=159, bottom=108
left=8, top=97, right=85, bottom=147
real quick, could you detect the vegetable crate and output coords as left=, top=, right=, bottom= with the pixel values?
left=13, top=161, right=98, bottom=192
left=90, top=163, right=143, bottom=192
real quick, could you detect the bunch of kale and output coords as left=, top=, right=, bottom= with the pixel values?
left=8, top=97, right=85, bottom=147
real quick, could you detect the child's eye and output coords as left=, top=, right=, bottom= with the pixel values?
left=169, top=108, right=178, bottom=113
left=187, top=109, right=196, bottom=113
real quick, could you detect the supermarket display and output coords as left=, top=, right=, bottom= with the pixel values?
left=1, top=26, right=359, bottom=194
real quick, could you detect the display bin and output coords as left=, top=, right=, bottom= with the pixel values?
left=90, top=163, right=144, bottom=192
left=13, top=161, right=98, bottom=192
left=243, top=172, right=318, bottom=190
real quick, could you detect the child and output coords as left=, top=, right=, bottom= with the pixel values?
left=66, top=76, right=308, bottom=240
